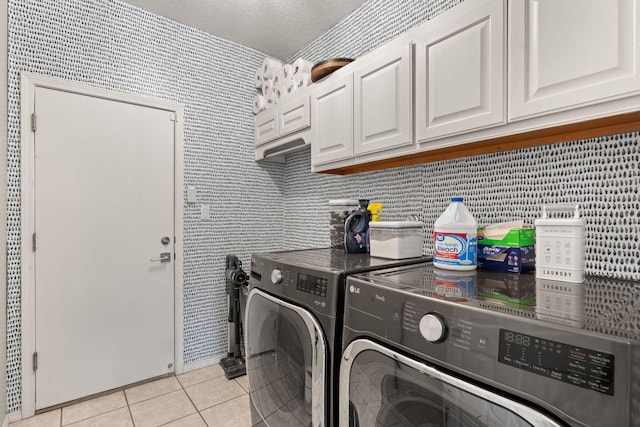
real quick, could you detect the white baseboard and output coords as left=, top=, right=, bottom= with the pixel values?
left=182, top=354, right=225, bottom=373
left=7, top=411, right=21, bottom=424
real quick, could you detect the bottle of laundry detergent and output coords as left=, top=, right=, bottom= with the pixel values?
left=344, top=199, right=371, bottom=253
left=433, top=197, right=477, bottom=270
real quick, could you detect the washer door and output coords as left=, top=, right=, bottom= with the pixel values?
left=245, top=288, right=327, bottom=427
left=340, top=339, right=565, bottom=427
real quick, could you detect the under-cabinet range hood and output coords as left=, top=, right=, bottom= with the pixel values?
left=255, top=129, right=311, bottom=163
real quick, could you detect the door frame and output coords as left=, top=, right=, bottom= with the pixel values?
left=19, top=72, right=185, bottom=417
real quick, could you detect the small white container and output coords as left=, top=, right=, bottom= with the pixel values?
left=535, top=204, right=586, bottom=283
left=369, top=221, right=423, bottom=259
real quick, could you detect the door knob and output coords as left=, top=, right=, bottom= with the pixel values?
left=151, top=252, right=171, bottom=263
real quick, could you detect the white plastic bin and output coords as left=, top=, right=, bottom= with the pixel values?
left=535, top=204, right=586, bottom=283
left=369, top=221, right=423, bottom=259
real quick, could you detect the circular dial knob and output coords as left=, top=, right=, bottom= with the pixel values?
left=270, top=269, right=283, bottom=284
left=419, top=313, right=448, bottom=343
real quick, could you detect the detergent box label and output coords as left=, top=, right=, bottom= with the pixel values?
left=433, top=232, right=477, bottom=267
left=477, top=227, right=535, bottom=273
left=478, top=245, right=535, bottom=273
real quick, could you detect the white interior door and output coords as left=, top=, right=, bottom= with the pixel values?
left=33, top=86, right=176, bottom=409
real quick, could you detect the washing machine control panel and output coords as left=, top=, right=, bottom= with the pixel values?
left=498, top=329, right=615, bottom=396
left=296, top=273, right=328, bottom=298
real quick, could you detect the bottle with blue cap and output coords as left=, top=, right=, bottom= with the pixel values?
left=433, top=197, right=478, bottom=270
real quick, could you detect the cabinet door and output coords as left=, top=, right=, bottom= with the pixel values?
left=509, top=0, right=640, bottom=120
left=354, top=44, right=412, bottom=155
left=254, top=108, right=278, bottom=146
left=415, top=0, right=505, bottom=143
left=311, top=73, right=354, bottom=165
left=279, top=94, right=310, bottom=138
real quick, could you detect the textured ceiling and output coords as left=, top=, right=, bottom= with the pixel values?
left=120, top=0, right=367, bottom=59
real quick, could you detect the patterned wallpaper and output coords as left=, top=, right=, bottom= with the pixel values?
left=7, top=0, right=286, bottom=412
left=6, top=0, right=640, bottom=415
left=283, top=135, right=640, bottom=281
left=0, top=0, right=8, bottom=420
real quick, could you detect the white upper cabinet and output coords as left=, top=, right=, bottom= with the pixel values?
left=258, top=0, right=640, bottom=171
left=354, top=43, right=412, bottom=155
left=254, top=93, right=310, bottom=147
left=311, top=38, right=413, bottom=170
left=310, top=71, right=354, bottom=165
left=254, top=91, right=312, bottom=162
left=509, top=0, right=640, bottom=120
left=254, top=107, right=278, bottom=146
left=279, top=95, right=310, bottom=137
left=415, top=0, right=506, bottom=143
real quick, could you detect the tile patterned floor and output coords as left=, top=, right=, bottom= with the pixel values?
left=10, top=364, right=251, bottom=427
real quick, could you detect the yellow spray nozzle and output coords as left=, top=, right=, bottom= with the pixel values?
left=368, top=203, right=384, bottom=222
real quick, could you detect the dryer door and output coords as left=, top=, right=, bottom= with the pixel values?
left=245, top=288, right=327, bottom=427
left=340, top=339, right=566, bottom=427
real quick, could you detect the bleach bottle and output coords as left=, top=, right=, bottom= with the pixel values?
left=433, top=197, right=477, bottom=270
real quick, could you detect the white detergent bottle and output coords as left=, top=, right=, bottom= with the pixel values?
left=433, top=197, right=478, bottom=271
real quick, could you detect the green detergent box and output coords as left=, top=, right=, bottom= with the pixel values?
left=477, top=226, right=535, bottom=274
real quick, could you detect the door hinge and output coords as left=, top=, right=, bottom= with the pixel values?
left=33, top=352, right=38, bottom=372
left=32, top=233, right=36, bottom=252
left=169, top=112, right=177, bottom=122
left=31, top=113, right=37, bottom=132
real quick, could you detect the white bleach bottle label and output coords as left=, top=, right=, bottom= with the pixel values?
left=433, top=197, right=478, bottom=271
